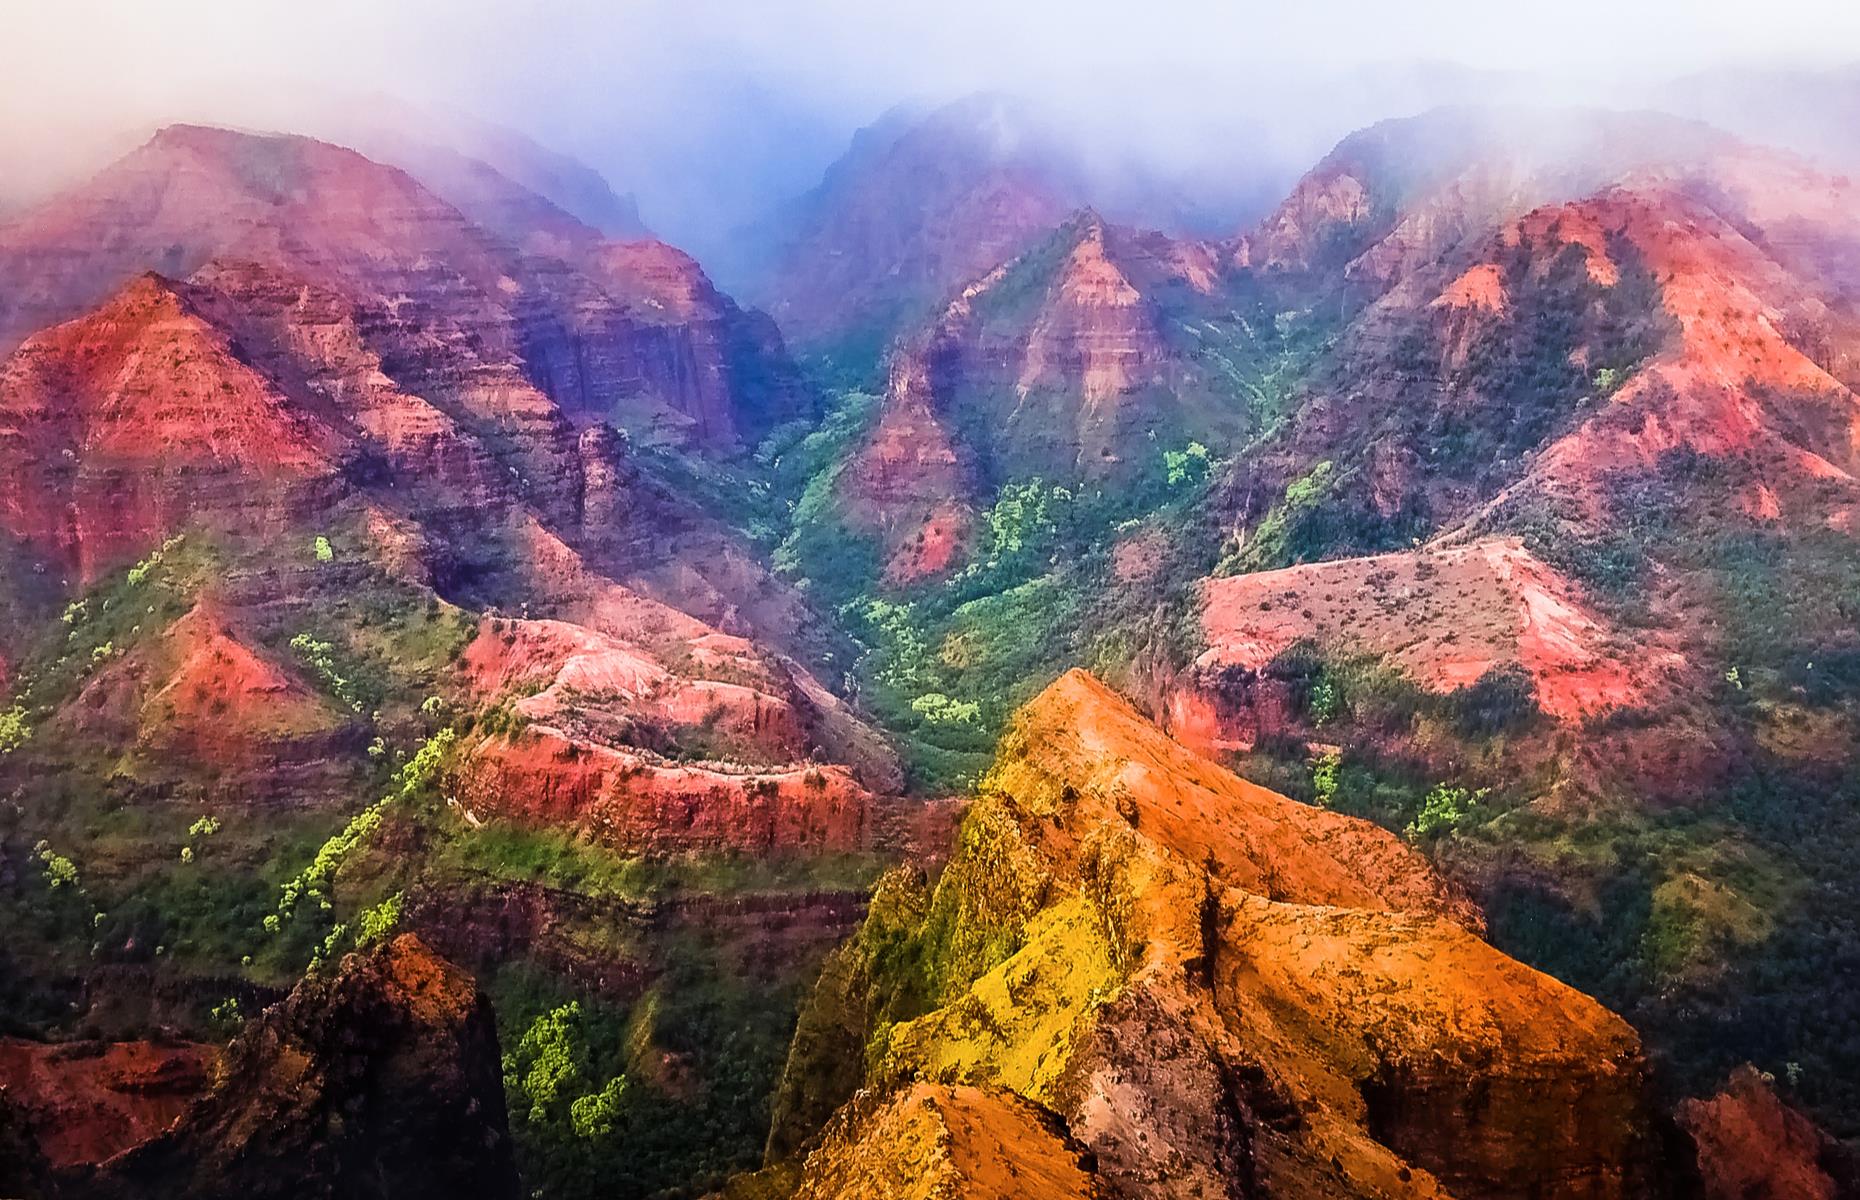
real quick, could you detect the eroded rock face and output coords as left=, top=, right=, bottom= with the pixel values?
left=835, top=213, right=1250, bottom=581
left=1677, top=1067, right=1859, bottom=1200
left=791, top=1083, right=1103, bottom=1200
left=449, top=609, right=900, bottom=853
left=0, top=123, right=807, bottom=457
left=770, top=670, right=1667, bottom=1199
left=82, top=934, right=519, bottom=1200
left=0, top=1038, right=214, bottom=1171
left=0, top=273, right=345, bottom=584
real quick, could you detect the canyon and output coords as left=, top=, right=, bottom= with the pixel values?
left=2, top=77, right=1859, bottom=1200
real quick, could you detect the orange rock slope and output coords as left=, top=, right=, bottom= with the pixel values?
left=791, top=1083, right=1102, bottom=1200
left=772, top=670, right=1663, bottom=1199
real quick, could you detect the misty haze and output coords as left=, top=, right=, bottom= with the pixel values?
left=2, top=2, right=1860, bottom=1198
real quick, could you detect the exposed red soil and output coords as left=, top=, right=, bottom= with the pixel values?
left=839, top=213, right=1231, bottom=580
left=63, top=600, right=355, bottom=796
left=1465, top=178, right=1860, bottom=524
left=1197, top=537, right=1680, bottom=722
left=0, top=122, right=808, bottom=459
left=0, top=1038, right=214, bottom=1169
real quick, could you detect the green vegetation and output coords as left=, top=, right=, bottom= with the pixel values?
left=1164, top=441, right=1211, bottom=487
left=1310, top=750, right=1341, bottom=808
left=0, top=704, right=28, bottom=754
left=506, top=1002, right=625, bottom=1128
left=34, top=841, right=79, bottom=890
left=289, top=632, right=365, bottom=713
left=1404, top=783, right=1485, bottom=843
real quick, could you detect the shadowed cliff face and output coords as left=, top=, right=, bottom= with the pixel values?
left=768, top=670, right=1666, bottom=1200
left=69, top=935, right=517, bottom=1200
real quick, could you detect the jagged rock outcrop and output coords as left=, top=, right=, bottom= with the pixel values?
left=767, top=670, right=1664, bottom=1199
left=1677, top=1067, right=1860, bottom=1200
left=833, top=213, right=1251, bottom=581
left=79, top=934, right=519, bottom=1200
left=790, top=1083, right=1104, bottom=1200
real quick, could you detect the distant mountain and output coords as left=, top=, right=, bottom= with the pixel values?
left=0, top=124, right=806, bottom=453
left=313, top=99, right=653, bottom=241
left=735, top=94, right=1235, bottom=368
left=819, top=211, right=1270, bottom=582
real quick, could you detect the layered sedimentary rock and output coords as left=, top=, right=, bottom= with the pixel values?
left=451, top=612, right=897, bottom=853
left=0, top=142, right=888, bottom=831
left=835, top=213, right=1249, bottom=581
left=0, top=123, right=808, bottom=456
left=82, top=934, right=519, bottom=1200
left=769, top=670, right=1663, bottom=1199
left=0, top=273, right=344, bottom=584
left=0, top=1039, right=214, bottom=1170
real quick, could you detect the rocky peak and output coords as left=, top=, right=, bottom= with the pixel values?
left=0, top=123, right=810, bottom=456
left=83, top=934, right=520, bottom=1200
left=0, top=270, right=344, bottom=582
left=769, top=670, right=1663, bottom=1198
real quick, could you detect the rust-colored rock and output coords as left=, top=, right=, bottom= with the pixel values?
left=82, top=934, right=519, bottom=1200
left=0, top=1039, right=214, bottom=1170
left=1195, top=537, right=1683, bottom=726
left=1677, top=1067, right=1858, bottom=1200
left=791, top=1083, right=1103, bottom=1200
left=772, top=670, right=1666, bottom=1199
